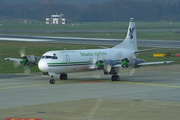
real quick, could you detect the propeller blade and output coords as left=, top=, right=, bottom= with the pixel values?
left=92, top=70, right=102, bottom=78
left=24, top=66, right=31, bottom=74
left=13, top=61, right=21, bottom=68
left=115, top=51, right=123, bottom=61
left=89, top=57, right=98, bottom=69
left=104, top=64, right=111, bottom=73
left=19, top=48, right=25, bottom=57
left=89, top=57, right=96, bottom=64
left=129, top=68, right=135, bottom=76
left=129, top=53, right=136, bottom=59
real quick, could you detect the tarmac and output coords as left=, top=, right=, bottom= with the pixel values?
left=0, top=64, right=180, bottom=120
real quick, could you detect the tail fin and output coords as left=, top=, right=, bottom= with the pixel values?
left=113, top=18, right=138, bottom=51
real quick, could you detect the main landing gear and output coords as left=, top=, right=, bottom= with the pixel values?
left=111, top=75, right=120, bottom=81
left=60, top=73, right=68, bottom=80
left=49, top=73, right=68, bottom=84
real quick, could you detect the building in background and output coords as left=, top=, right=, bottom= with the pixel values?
left=46, top=14, right=71, bottom=24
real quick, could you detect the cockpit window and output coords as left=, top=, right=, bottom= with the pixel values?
left=41, top=55, right=58, bottom=59
left=53, top=54, right=57, bottom=59
left=52, top=56, right=58, bottom=59
left=46, top=56, right=53, bottom=59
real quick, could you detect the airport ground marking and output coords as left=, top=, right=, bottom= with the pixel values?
left=1, top=79, right=180, bottom=90
left=0, top=82, right=43, bottom=85
left=120, top=81, right=180, bottom=88
left=85, top=98, right=104, bottom=120
left=0, top=83, right=49, bottom=90
left=5, top=118, right=41, bottom=120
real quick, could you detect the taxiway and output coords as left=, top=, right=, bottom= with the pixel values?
left=0, top=34, right=180, bottom=48
left=0, top=65, right=180, bottom=120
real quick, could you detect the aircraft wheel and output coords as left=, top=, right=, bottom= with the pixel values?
left=111, top=76, right=116, bottom=81
left=50, top=79, right=55, bottom=84
left=116, top=76, right=120, bottom=81
left=64, top=74, right=68, bottom=80
left=60, top=74, right=68, bottom=80
left=60, top=74, right=64, bottom=80
left=111, top=75, right=120, bottom=81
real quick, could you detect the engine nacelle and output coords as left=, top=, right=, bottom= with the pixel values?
left=133, top=58, right=146, bottom=68
left=122, top=58, right=146, bottom=68
left=96, top=59, right=121, bottom=75
left=21, top=55, right=41, bottom=67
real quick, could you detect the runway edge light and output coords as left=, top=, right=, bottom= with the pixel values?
left=5, top=118, right=42, bottom=120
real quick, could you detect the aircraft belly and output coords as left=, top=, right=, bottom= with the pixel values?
left=48, top=64, right=90, bottom=73
left=66, top=64, right=90, bottom=72
left=48, top=66, right=66, bottom=74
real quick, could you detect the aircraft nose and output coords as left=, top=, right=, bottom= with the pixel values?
left=38, top=60, right=48, bottom=72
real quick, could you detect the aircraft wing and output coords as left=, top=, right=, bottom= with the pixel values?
left=5, top=55, right=41, bottom=67
left=112, top=64, right=122, bottom=68
left=89, top=65, right=98, bottom=69
left=138, top=61, right=174, bottom=66
left=5, top=58, right=23, bottom=62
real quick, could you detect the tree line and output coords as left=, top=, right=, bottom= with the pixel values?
left=0, top=0, right=180, bottom=22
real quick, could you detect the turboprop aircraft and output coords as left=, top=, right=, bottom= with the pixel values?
left=5, top=18, right=174, bottom=84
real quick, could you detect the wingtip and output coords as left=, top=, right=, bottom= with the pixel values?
left=5, top=58, right=9, bottom=60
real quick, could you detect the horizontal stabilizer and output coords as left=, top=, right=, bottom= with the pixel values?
left=134, top=48, right=163, bottom=53
left=138, top=61, right=174, bottom=66
left=99, top=46, right=110, bottom=49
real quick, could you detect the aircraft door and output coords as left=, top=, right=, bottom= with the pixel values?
left=65, top=55, right=70, bottom=64
left=65, top=55, right=70, bottom=71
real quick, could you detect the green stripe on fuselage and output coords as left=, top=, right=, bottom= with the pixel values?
left=47, top=61, right=90, bottom=66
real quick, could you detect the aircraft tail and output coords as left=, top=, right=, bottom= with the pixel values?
left=113, top=18, right=138, bottom=51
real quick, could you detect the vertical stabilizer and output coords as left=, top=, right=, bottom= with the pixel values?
left=113, top=18, right=137, bottom=51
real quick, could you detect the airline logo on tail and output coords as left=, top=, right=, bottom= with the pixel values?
left=129, top=27, right=135, bottom=43
left=129, top=27, right=135, bottom=39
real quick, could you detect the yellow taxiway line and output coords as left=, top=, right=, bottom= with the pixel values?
left=1, top=80, right=180, bottom=90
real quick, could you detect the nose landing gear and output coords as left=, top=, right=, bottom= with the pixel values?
left=49, top=73, right=68, bottom=84
left=49, top=75, right=55, bottom=84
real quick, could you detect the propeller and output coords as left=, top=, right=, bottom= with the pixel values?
left=121, top=53, right=136, bottom=76
left=13, top=48, right=32, bottom=73
left=89, top=56, right=112, bottom=75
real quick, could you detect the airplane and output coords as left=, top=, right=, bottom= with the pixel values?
left=5, top=18, right=174, bottom=84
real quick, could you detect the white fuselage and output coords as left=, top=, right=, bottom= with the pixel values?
left=38, top=48, right=135, bottom=74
